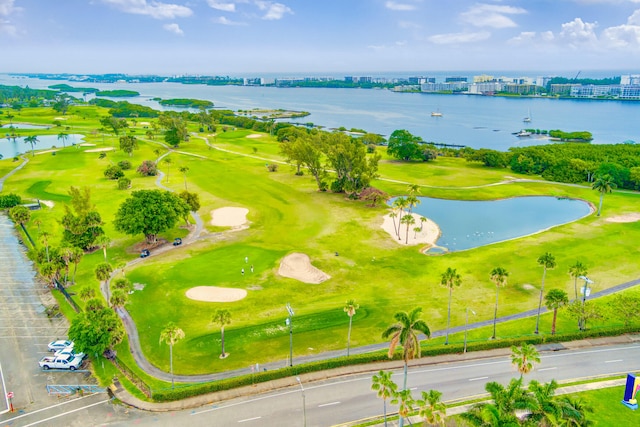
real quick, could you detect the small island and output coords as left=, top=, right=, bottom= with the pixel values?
left=96, top=90, right=140, bottom=97
left=159, top=98, right=214, bottom=109
left=236, top=108, right=310, bottom=119
left=48, top=84, right=99, bottom=93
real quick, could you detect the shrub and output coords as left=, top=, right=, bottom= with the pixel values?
left=118, top=160, right=132, bottom=170
left=267, top=163, right=278, bottom=172
left=137, top=160, right=158, bottom=176
left=104, top=165, right=124, bottom=180
left=118, top=177, right=131, bottom=190
left=0, top=193, right=21, bottom=209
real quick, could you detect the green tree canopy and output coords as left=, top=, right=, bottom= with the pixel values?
left=387, top=129, right=423, bottom=161
left=68, top=300, right=124, bottom=357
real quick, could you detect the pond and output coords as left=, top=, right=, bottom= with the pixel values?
left=0, top=134, right=84, bottom=158
left=1, top=123, right=52, bottom=130
left=391, top=196, right=592, bottom=253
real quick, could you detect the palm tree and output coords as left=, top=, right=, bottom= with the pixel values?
left=462, top=378, right=531, bottom=427
left=545, top=289, right=569, bottom=335
left=526, top=379, right=562, bottom=426
left=163, top=157, right=172, bottom=183
left=490, top=267, right=509, bottom=340
left=511, top=343, right=541, bottom=378
left=70, top=247, right=84, bottom=284
left=557, top=396, right=593, bottom=426
left=440, top=267, right=461, bottom=345
left=159, top=322, right=185, bottom=389
left=401, top=214, right=415, bottom=244
left=389, top=212, right=399, bottom=238
left=371, top=370, right=397, bottom=427
left=382, top=306, right=431, bottom=427
left=179, top=166, right=189, bottom=190
left=59, top=246, right=74, bottom=284
left=110, top=289, right=128, bottom=311
left=212, top=309, right=232, bottom=358
left=592, top=174, right=616, bottom=217
left=416, top=389, right=446, bottom=426
left=419, top=216, right=427, bottom=231
left=78, top=286, right=96, bottom=302
left=57, top=132, right=69, bottom=148
left=343, top=299, right=359, bottom=356
left=568, top=261, right=588, bottom=301
left=392, top=197, right=408, bottom=238
left=392, top=389, right=415, bottom=426
left=95, top=234, right=111, bottom=262
left=406, top=194, right=420, bottom=215
left=95, top=262, right=113, bottom=299
left=535, top=252, right=556, bottom=334
left=39, top=231, right=51, bottom=262
left=407, top=183, right=421, bottom=196
left=24, top=135, right=39, bottom=156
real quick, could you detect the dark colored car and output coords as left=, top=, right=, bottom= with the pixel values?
left=140, top=249, right=150, bottom=258
left=173, top=238, right=182, bottom=246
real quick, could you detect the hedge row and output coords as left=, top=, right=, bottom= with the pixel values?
left=148, top=325, right=640, bottom=402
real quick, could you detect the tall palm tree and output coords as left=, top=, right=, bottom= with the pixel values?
left=95, top=262, right=113, bottom=299
left=371, top=370, right=397, bottom=427
left=511, top=343, right=541, bottom=378
left=592, top=174, right=616, bottom=217
left=159, top=322, right=185, bottom=389
left=545, top=289, right=569, bottom=335
left=535, top=252, right=556, bottom=335
left=392, top=197, right=408, bottom=238
left=110, top=289, right=128, bottom=311
left=24, top=135, right=39, bottom=157
left=163, top=157, right=172, bottom=183
left=343, top=299, right=359, bottom=356
left=490, top=267, right=509, bottom=340
left=401, top=214, right=415, bottom=244
left=70, top=247, right=84, bottom=284
left=407, top=183, right=421, bottom=196
left=569, top=261, right=588, bottom=300
left=526, top=379, right=563, bottom=426
left=95, top=234, right=111, bottom=262
left=392, top=389, right=415, bottom=426
left=382, top=306, right=431, bottom=427
left=440, top=267, right=461, bottom=345
left=212, top=309, right=232, bottom=358
left=417, top=389, right=446, bottom=426
left=59, top=246, right=74, bottom=284
left=78, top=286, right=96, bottom=302
left=57, top=132, right=69, bottom=148
left=179, top=166, right=189, bottom=190
left=39, top=231, right=51, bottom=262
left=406, top=194, right=420, bottom=215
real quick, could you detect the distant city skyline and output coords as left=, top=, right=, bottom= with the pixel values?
left=1, top=0, right=640, bottom=75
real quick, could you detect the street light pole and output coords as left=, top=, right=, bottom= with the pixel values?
left=464, top=307, right=476, bottom=354
left=578, top=276, right=593, bottom=330
left=286, top=303, right=294, bottom=367
left=296, top=376, right=307, bottom=427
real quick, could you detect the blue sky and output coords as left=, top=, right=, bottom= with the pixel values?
left=1, top=0, right=639, bottom=75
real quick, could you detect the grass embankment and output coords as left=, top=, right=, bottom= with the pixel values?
left=2, top=106, right=640, bottom=387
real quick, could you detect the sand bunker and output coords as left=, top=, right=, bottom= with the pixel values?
left=606, top=213, right=640, bottom=223
left=186, top=286, right=247, bottom=302
left=278, top=253, right=330, bottom=284
left=79, top=143, right=96, bottom=147
left=35, top=150, right=58, bottom=155
left=210, top=207, right=249, bottom=227
left=246, top=134, right=262, bottom=139
left=85, top=147, right=115, bottom=153
left=381, top=212, right=441, bottom=247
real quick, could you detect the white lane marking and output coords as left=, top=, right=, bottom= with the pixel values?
left=469, top=376, right=489, bottom=382
left=238, top=416, right=262, bottom=423
left=409, top=387, right=418, bottom=391
left=538, top=367, right=557, bottom=372
left=0, top=362, right=8, bottom=415
left=21, top=399, right=108, bottom=427
left=0, top=394, right=102, bottom=422
left=318, top=401, right=340, bottom=407
left=605, top=359, right=623, bottom=363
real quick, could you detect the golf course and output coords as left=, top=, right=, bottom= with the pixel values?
left=2, top=103, right=640, bottom=397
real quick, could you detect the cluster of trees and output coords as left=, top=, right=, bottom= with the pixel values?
left=279, top=128, right=381, bottom=195
left=95, top=90, right=140, bottom=97
left=159, top=98, right=214, bottom=109
left=0, top=84, right=63, bottom=105
left=386, top=129, right=438, bottom=162
left=547, top=130, right=593, bottom=141
left=92, top=99, right=159, bottom=118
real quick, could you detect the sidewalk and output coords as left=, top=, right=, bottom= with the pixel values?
left=112, top=334, right=637, bottom=413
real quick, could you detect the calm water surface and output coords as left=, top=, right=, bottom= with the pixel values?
left=392, top=196, right=592, bottom=252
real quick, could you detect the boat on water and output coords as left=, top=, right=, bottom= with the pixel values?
left=523, top=108, right=531, bottom=123
left=515, top=129, right=532, bottom=137
left=431, top=111, right=443, bottom=117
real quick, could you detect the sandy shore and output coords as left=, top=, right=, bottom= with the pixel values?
left=278, top=253, right=330, bottom=284
left=381, top=212, right=441, bottom=248
left=186, top=286, right=247, bottom=302
left=210, top=207, right=249, bottom=227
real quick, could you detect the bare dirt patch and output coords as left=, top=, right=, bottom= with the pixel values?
left=278, top=253, right=330, bottom=284
left=186, top=286, right=247, bottom=302
left=210, top=207, right=249, bottom=227
left=605, top=213, right=640, bottom=223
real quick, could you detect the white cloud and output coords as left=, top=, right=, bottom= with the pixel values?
left=163, top=22, right=183, bottom=35
left=255, top=1, right=292, bottom=20
left=0, top=18, right=17, bottom=36
left=460, top=4, right=526, bottom=29
left=207, top=1, right=236, bottom=12
left=398, top=20, right=421, bottom=29
left=385, top=1, right=416, bottom=11
left=559, top=17, right=599, bottom=45
left=0, top=0, right=17, bottom=16
left=629, top=9, right=640, bottom=25
left=0, top=0, right=19, bottom=37
left=213, top=16, right=247, bottom=25
left=100, top=0, right=193, bottom=20
left=428, top=31, right=491, bottom=44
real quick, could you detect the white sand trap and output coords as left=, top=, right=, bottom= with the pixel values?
left=278, top=253, right=330, bottom=284
left=35, top=149, right=58, bottom=155
left=54, top=117, right=67, bottom=121
left=210, top=207, right=249, bottom=227
left=85, top=147, right=115, bottom=153
left=246, top=134, right=263, bottom=139
left=381, top=212, right=441, bottom=247
left=79, top=143, right=96, bottom=147
left=606, top=213, right=640, bottom=223
left=39, top=200, right=55, bottom=208
left=139, top=121, right=151, bottom=127
left=186, top=286, right=247, bottom=302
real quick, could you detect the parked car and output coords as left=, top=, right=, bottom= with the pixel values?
left=39, top=353, right=83, bottom=370
left=54, top=346, right=86, bottom=360
left=172, top=238, right=182, bottom=246
left=140, top=249, right=150, bottom=258
left=47, top=339, right=73, bottom=352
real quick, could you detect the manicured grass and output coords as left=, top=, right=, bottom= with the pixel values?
left=2, top=106, right=640, bottom=380
left=569, top=386, right=640, bottom=426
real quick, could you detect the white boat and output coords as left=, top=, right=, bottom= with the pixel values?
left=523, top=108, right=531, bottom=123
left=515, top=129, right=532, bottom=137
left=431, top=110, right=443, bottom=117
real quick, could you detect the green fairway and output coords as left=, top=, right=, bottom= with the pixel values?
left=2, top=106, right=640, bottom=378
